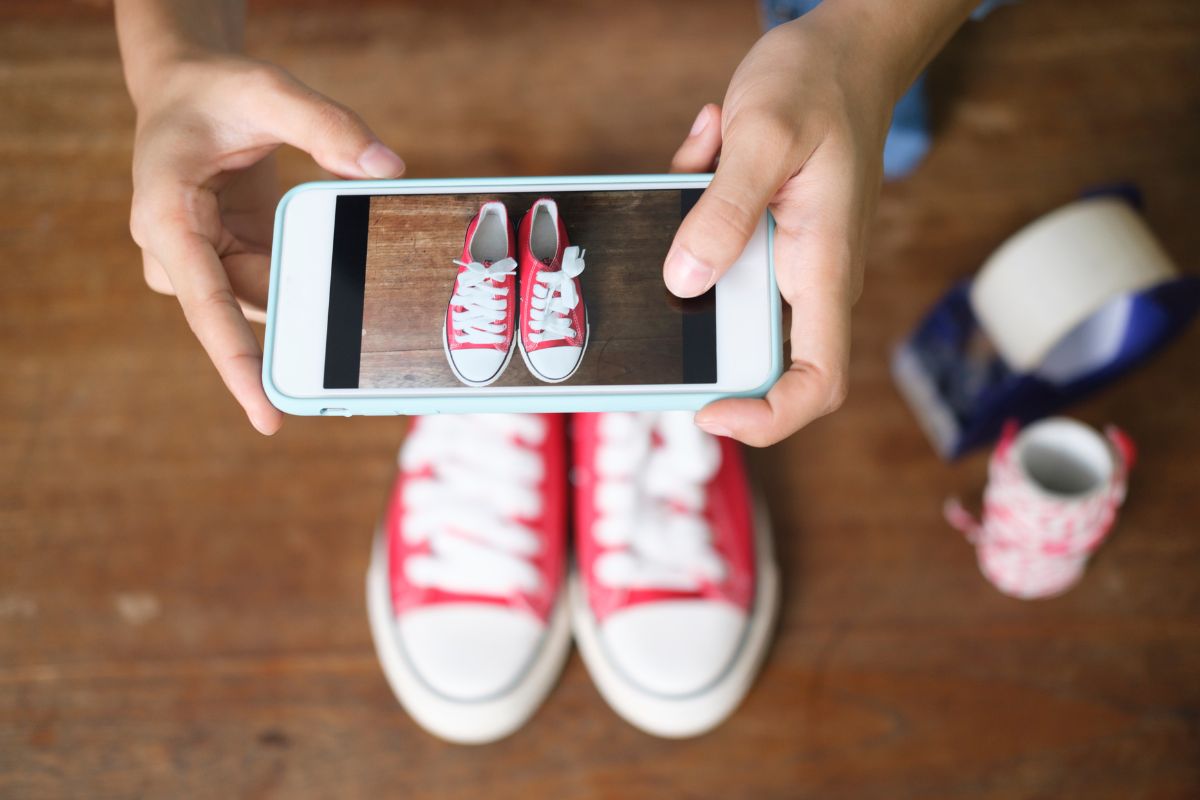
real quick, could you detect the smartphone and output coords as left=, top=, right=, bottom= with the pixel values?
left=263, top=175, right=782, bottom=416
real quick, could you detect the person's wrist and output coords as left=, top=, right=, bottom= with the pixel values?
left=127, top=50, right=266, bottom=124
left=116, top=0, right=245, bottom=111
left=123, top=46, right=212, bottom=112
left=806, top=0, right=976, bottom=106
left=763, top=11, right=896, bottom=146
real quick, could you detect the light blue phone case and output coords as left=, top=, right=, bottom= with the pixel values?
left=262, top=175, right=783, bottom=416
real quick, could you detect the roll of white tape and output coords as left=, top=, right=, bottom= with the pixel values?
left=969, top=197, right=1179, bottom=372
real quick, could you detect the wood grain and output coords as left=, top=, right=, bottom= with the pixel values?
left=2, top=1, right=1199, bottom=798
left=360, top=190, right=689, bottom=388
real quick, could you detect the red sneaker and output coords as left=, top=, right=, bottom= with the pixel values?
left=517, top=198, right=588, bottom=383
left=443, top=202, right=518, bottom=386
left=367, top=414, right=571, bottom=743
left=569, top=412, right=779, bottom=737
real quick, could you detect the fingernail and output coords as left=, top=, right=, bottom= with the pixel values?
left=689, top=106, right=710, bottom=137
left=357, top=142, right=406, bottom=178
left=696, top=419, right=732, bottom=438
left=665, top=247, right=715, bottom=297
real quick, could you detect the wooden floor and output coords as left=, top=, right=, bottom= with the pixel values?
left=2, top=1, right=1199, bottom=798
left=360, top=190, right=691, bottom=388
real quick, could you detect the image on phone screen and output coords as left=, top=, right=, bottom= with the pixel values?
left=322, top=189, right=716, bottom=390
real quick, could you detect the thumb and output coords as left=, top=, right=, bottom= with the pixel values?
left=250, top=68, right=406, bottom=179
left=663, top=126, right=790, bottom=298
left=669, top=104, right=723, bottom=174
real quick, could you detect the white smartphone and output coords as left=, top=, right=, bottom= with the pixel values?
left=263, top=175, right=782, bottom=416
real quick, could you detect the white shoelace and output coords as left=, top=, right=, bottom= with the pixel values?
left=450, top=257, right=518, bottom=345
left=529, top=246, right=585, bottom=343
left=400, top=414, right=546, bottom=596
left=592, top=412, right=727, bottom=591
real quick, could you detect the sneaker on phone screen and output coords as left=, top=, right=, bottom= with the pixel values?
left=517, top=198, right=588, bottom=383
left=444, top=202, right=518, bottom=386
left=569, top=412, right=779, bottom=738
left=367, top=414, right=571, bottom=743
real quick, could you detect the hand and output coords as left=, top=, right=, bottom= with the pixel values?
left=128, top=55, right=405, bottom=434
left=666, top=2, right=970, bottom=446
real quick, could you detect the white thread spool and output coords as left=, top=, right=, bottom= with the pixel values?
left=947, top=417, right=1133, bottom=600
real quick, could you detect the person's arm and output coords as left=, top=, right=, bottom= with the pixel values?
left=666, top=0, right=977, bottom=447
left=114, top=0, right=405, bottom=434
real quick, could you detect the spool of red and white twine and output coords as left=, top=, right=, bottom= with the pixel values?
left=946, top=417, right=1135, bottom=600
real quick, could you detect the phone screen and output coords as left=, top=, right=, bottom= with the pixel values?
left=322, top=189, right=717, bottom=390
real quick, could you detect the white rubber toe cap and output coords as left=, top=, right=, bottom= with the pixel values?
left=397, top=603, right=543, bottom=701
left=527, top=345, right=583, bottom=382
left=599, top=600, right=746, bottom=697
left=448, top=347, right=507, bottom=384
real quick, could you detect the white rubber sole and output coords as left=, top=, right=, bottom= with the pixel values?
left=366, top=532, right=572, bottom=744
left=442, top=321, right=517, bottom=388
left=518, top=319, right=590, bottom=384
left=569, top=492, right=780, bottom=738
